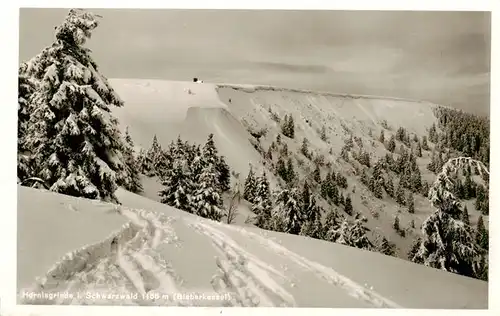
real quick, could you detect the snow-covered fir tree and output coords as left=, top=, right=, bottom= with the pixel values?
left=301, top=181, right=322, bottom=223
left=281, top=114, right=295, bottom=139
left=147, top=135, right=169, bottom=179
left=190, top=145, right=204, bottom=184
left=415, top=140, right=423, bottom=157
left=21, top=9, right=127, bottom=203
left=395, top=180, right=406, bottom=206
left=136, top=148, right=153, bottom=176
left=18, top=65, right=38, bottom=181
left=387, top=135, right=396, bottom=152
left=301, top=193, right=323, bottom=238
left=327, top=217, right=373, bottom=250
left=393, top=215, right=400, bottom=231
left=286, top=157, right=296, bottom=184
left=475, top=215, right=488, bottom=251
left=191, top=162, right=224, bottom=221
left=252, top=171, right=273, bottom=229
left=158, top=159, right=193, bottom=212
left=371, top=160, right=384, bottom=199
left=202, top=133, right=218, bottom=165
left=376, top=235, right=396, bottom=257
left=243, top=164, right=257, bottom=203
left=410, top=166, right=422, bottom=193
left=344, top=194, right=353, bottom=215
left=272, top=188, right=303, bottom=234
left=18, top=65, right=37, bottom=150
left=319, top=125, right=328, bottom=142
left=409, top=157, right=488, bottom=279
left=299, top=215, right=323, bottom=239
left=407, top=192, right=415, bottom=213
left=428, top=123, right=438, bottom=143
left=385, top=175, right=395, bottom=198
left=216, top=155, right=231, bottom=192
left=119, top=127, right=143, bottom=193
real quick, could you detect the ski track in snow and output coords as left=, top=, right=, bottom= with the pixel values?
left=22, top=202, right=401, bottom=308
left=220, top=223, right=403, bottom=308
left=188, top=220, right=297, bottom=307
left=20, top=206, right=185, bottom=306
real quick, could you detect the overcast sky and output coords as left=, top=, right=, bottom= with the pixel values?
left=19, top=9, right=491, bottom=116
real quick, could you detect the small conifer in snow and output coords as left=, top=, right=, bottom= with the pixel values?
left=252, top=171, right=273, bottom=229
left=18, top=66, right=38, bottom=181
left=137, top=148, right=153, bottom=176
left=191, top=163, right=224, bottom=221
left=395, top=181, right=406, bottom=206
left=344, top=195, right=353, bottom=216
left=119, top=127, right=143, bottom=193
left=159, top=159, right=193, bottom=212
left=387, top=135, right=396, bottom=153
left=217, top=155, right=231, bottom=192
left=393, top=215, right=400, bottom=232
left=243, top=165, right=257, bottom=203
left=475, top=215, right=488, bottom=251
left=329, top=217, right=373, bottom=251
left=407, top=192, right=415, bottom=213
left=376, top=235, right=396, bottom=257
left=272, top=188, right=303, bottom=234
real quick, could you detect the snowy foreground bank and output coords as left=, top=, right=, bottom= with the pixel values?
left=17, top=186, right=487, bottom=308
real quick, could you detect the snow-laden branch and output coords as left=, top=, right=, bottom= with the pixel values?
left=428, top=156, right=489, bottom=210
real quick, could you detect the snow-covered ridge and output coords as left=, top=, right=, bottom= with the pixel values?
left=215, top=83, right=435, bottom=105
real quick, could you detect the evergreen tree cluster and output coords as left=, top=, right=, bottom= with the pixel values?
left=368, top=159, right=385, bottom=199
left=475, top=184, right=489, bottom=215
left=281, top=114, right=295, bottom=139
left=395, top=126, right=411, bottom=147
left=432, top=106, right=490, bottom=166
left=320, top=169, right=348, bottom=206
left=354, top=149, right=371, bottom=168
left=17, top=9, right=131, bottom=203
left=300, top=137, right=312, bottom=159
left=156, top=134, right=231, bottom=221
left=427, top=149, right=445, bottom=174
left=377, top=147, right=423, bottom=198
left=319, top=125, right=328, bottom=142
left=340, top=136, right=354, bottom=161
left=386, top=135, right=396, bottom=153
left=376, top=235, right=397, bottom=257
left=276, top=156, right=296, bottom=184
left=323, top=214, right=373, bottom=251
left=243, top=166, right=375, bottom=251
left=409, top=157, right=489, bottom=280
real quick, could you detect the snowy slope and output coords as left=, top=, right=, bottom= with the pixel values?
left=17, top=186, right=488, bottom=308
left=107, top=78, right=488, bottom=259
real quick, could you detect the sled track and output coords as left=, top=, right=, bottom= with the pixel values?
left=20, top=207, right=186, bottom=306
